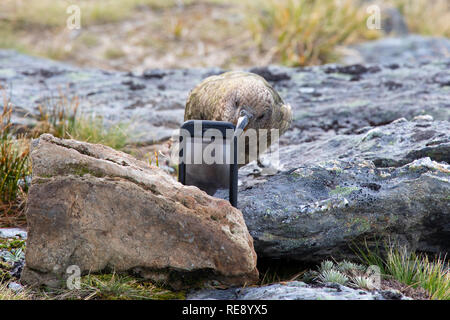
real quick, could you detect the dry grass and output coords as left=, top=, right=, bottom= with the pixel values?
left=2, top=0, right=448, bottom=70
left=390, top=0, right=450, bottom=37
left=0, top=89, right=129, bottom=227
left=29, top=272, right=185, bottom=300
left=246, top=0, right=381, bottom=66
left=0, top=281, right=33, bottom=300
left=1, top=0, right=189, bottom=29
left=0, top=0, right=448, bottom=69
left=33, top=92, right=129, bottom=150
left=0, top=93, right=30, bottom=227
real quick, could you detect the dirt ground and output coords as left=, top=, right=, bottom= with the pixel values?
left=6, top=1, right=268, bottom=72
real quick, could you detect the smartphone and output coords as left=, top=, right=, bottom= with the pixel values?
left=178, top=120, right=238, bottom=207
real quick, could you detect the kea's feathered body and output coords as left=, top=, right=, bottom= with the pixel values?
left=183, top=71, right=292, bottom=195
left=185, top=71, right=291, bottom=134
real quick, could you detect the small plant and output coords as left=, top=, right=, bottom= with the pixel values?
left=385, top=246, right=449, bottom=300
left=148, top=150, right=160, bottom=167
left=259, top=268, right=282, bottom=285
left=319, top=260, right=335, bottom=272
left=317, top=269, right=349, bottom=285
left=336, top=260, right=366, bottom=273
left=2, top=248, right=25, bottom=264
left=34, top=93, right=79, bottom=139
left=350, top=275, right=376, bottom=290
left=309, top=257, right=382, bottom=290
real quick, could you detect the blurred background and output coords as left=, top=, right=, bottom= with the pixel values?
left=1, top=0, right=449, bottom=72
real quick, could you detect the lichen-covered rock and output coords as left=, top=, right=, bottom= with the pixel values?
left=341, top=35, right=450, bottom=65
left=1, top=46, right=449, bottom=146
left=238, top=156, right=449, bottom=262
left=187, top=281, right=410, bottom=300
left=232, top=118, right=450, bottom=263
left=21, top=134, right=258, bottom=289
left=276, top=118, right=450, bottom=169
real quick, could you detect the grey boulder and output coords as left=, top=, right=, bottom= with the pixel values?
left=237, top=118, right=450, bottom=262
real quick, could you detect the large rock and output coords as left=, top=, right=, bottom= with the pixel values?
left=21, top=134, right=258, bottom=289
left=236, top=118, right=450, bottom=262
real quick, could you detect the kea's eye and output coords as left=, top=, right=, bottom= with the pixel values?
left=240, top=109, right=246, bottom=117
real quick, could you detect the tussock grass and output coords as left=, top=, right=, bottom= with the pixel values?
left=0, top=103, right=30, bottom=204
left=355, top=241, right=450, bottom=300
left=0, top=92, right=30, bottom=227
left=246, top=0, right=381, bottom=66
left=34, top=92, right=129, bottom=150
left=385, top=246, right=449, bottom=300
left=390, top=0, right=450, bottom=37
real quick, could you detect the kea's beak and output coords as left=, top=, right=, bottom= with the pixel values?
left=234, top=114, right=250, bottom=138
left=236, top=114, right=249, bottom=132
left=234, top=109, right=252, bottom=137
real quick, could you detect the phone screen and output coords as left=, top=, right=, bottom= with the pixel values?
left=179, top=120, right=238, bottom=207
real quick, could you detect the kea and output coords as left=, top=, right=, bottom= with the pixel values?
left=182, top=71, right=292, bottom=195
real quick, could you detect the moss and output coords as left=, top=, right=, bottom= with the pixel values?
left=151, top=289, right=185, bottom=300
left=329, top=186, right=359, bottom=197
left=348, top=217, right=372, bottom=233
left=0, top=238, right=26, bottom=251
left=0, top=268, right=12, bottom=281
left=0, top=261, right=12, bottom=270
left=67, top=72, right=92, bottom=82
left=291, top=171, right=302, bottom=178
left=346, top=99, right=370, bottom=108
left=67, top=164, right=106, bottom=178
left=78, top=272, right=185, bottom=300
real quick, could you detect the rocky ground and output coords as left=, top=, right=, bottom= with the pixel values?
left=187, top=281, right=410, bottom=300
left=2, top=35, right=449, bottom=145
left=0, top=35, right=449, bottom=300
